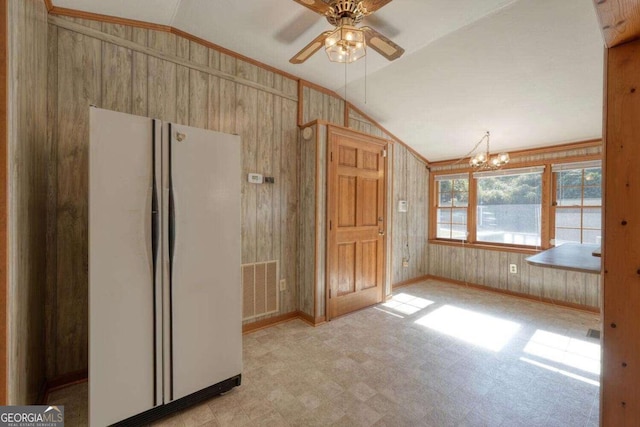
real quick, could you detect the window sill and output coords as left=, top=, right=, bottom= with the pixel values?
left=428, top=239, right=543, bottom=255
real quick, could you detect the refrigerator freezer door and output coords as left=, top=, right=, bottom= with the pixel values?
left=167, top=124, right=242, bottom=401
left=89, top=108, right=162, bottom=426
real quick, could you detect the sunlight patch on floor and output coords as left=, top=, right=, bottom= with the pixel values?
left=382, top=293, right=435, bottom=315
left=523, top=329, right=601, bottom=375
left=520, top=357, right=600, bottom=387
left=415, top=305, right=520, bottom=351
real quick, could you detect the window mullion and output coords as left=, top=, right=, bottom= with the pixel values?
left=468, top=173, right=477, bottom=243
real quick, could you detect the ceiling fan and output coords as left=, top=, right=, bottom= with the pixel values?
left=290, top=0, right=405, bottom=64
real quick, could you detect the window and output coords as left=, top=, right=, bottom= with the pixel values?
left=430, top=156, right=602, bottom=250
left=553, top=161, right=602, bottom=245
left=475, top=167, right=544, bottom=247
left=434, top=173, right=468, bottom=239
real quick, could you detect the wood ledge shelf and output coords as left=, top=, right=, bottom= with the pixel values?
left=428, top=239, right=541, bottom=255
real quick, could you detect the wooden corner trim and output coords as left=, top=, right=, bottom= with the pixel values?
left=43, top=0, right=54, bottom=12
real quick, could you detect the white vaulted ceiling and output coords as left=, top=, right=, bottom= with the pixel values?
left=51, top=0, right=604, bottom=161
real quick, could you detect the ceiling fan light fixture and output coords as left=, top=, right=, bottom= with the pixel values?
left=325, top=25, right=366, bottom=63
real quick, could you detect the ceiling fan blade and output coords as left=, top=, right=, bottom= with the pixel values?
left=275, top=10, right=323, bottom=44
left=361, top=0, right=393, bottom=13
left=292, top=0, right=332, bottom=15
left=362, top=26, right=405, bottom=61
left=290, top=31, right=331, bottom=64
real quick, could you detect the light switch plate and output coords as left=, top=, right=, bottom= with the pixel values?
left=398, top=200, right=408, bottom=212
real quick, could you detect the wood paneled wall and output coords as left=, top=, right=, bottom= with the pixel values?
left=601, top=37, right=640, bottom=426
left=392, top=144, right=429, bottom=285
left=7, top=0, right=48, bottom=404
left=429, top=244, right=600, bottom=310
left=299, top=83, right=345, bottom=126
left=348, top=108, right=394, bottom=140
left=297, top=124, right=327, bottom=321
left=46, top=16, right=299, bottom=379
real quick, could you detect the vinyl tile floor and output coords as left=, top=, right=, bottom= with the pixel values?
left=49, top=279, right=601, bottom=426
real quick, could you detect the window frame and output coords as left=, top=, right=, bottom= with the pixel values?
left=550, top=161, right=602, bottom=245
left=474, top=166, right=545, bottom=248
left=428, top=154, right=602, bottom=253
left=432, top=173, right=470, bottom=241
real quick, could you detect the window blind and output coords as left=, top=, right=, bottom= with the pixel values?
left=433, top=172, right=469, bottom=182
left=473, top=166, right=545, bottom=179
left=551, top=160, right=601, bottom=173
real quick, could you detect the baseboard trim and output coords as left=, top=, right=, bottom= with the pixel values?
left=40, top=369, right=88, bottom=404
left=392, top=275, right=430, bottom=290
left=298, top=311, right=326, bottom=327
left=242, top=311, right=301, bottom=334
left=426, top=275, right=600, bottom=314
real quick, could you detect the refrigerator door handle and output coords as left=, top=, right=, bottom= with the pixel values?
left=168, top=130, right=176, bottom=272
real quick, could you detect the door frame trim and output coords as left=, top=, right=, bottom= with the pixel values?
left=325, top=125, right=389, bottom=321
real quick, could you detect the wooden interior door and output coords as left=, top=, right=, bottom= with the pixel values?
left=327, top=127, right=387, bottom=319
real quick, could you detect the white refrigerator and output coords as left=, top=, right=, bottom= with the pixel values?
left=89, top=107, right=242, bottom=426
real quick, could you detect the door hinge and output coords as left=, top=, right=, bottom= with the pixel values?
left=329, top=288, right=332, bottom=299
left=329, top=220, right=332, bottom=230
left=330, top=152, right=333, bottom=162
left=382, top=149, right=387, bottom=158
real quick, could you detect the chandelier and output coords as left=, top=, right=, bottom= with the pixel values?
left=469, top=131, right=510, bottom=169
left=324, top=24, right=366, bottom=63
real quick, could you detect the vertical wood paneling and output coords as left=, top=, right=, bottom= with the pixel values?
left=147, top=31, right=176, bottom=121
left=256, top=82, right=274, bottom=263
left=55, top=24, right=101, bottom=379
left=49, top=17, right=301, bottom=374
left=300, top=85, right=345, bottom=126
left=7, top=0, right=48, bottom=405
left=390, top=143, right=429, bottom=285
left=271, top=75, right=283, bottom=312
left=45, top=22, right=58, bottom=384
left=218, top=53, right=236, bottom=134
left=280, top=98, right=299, bottom=314
left=237, top=84, right=258, bottom=264
left=298, top=126, right=316, bottom=317
left=101, top=23, right=131, bottom=113
left=0, top=1, right=7, bottom=404
left=188, top=41, right=208, bottom=129
left=206, top=49, right=220, bottom=131
left=175, top=37, right=189, bottom=124
left=428, top=243, right=600, bottom=310
left=131, top=28, right=147, bottom=117
left=528, top=264, right=544, bottom=298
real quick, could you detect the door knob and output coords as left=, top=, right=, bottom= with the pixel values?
left=378, top=230, right=385, bottom=236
